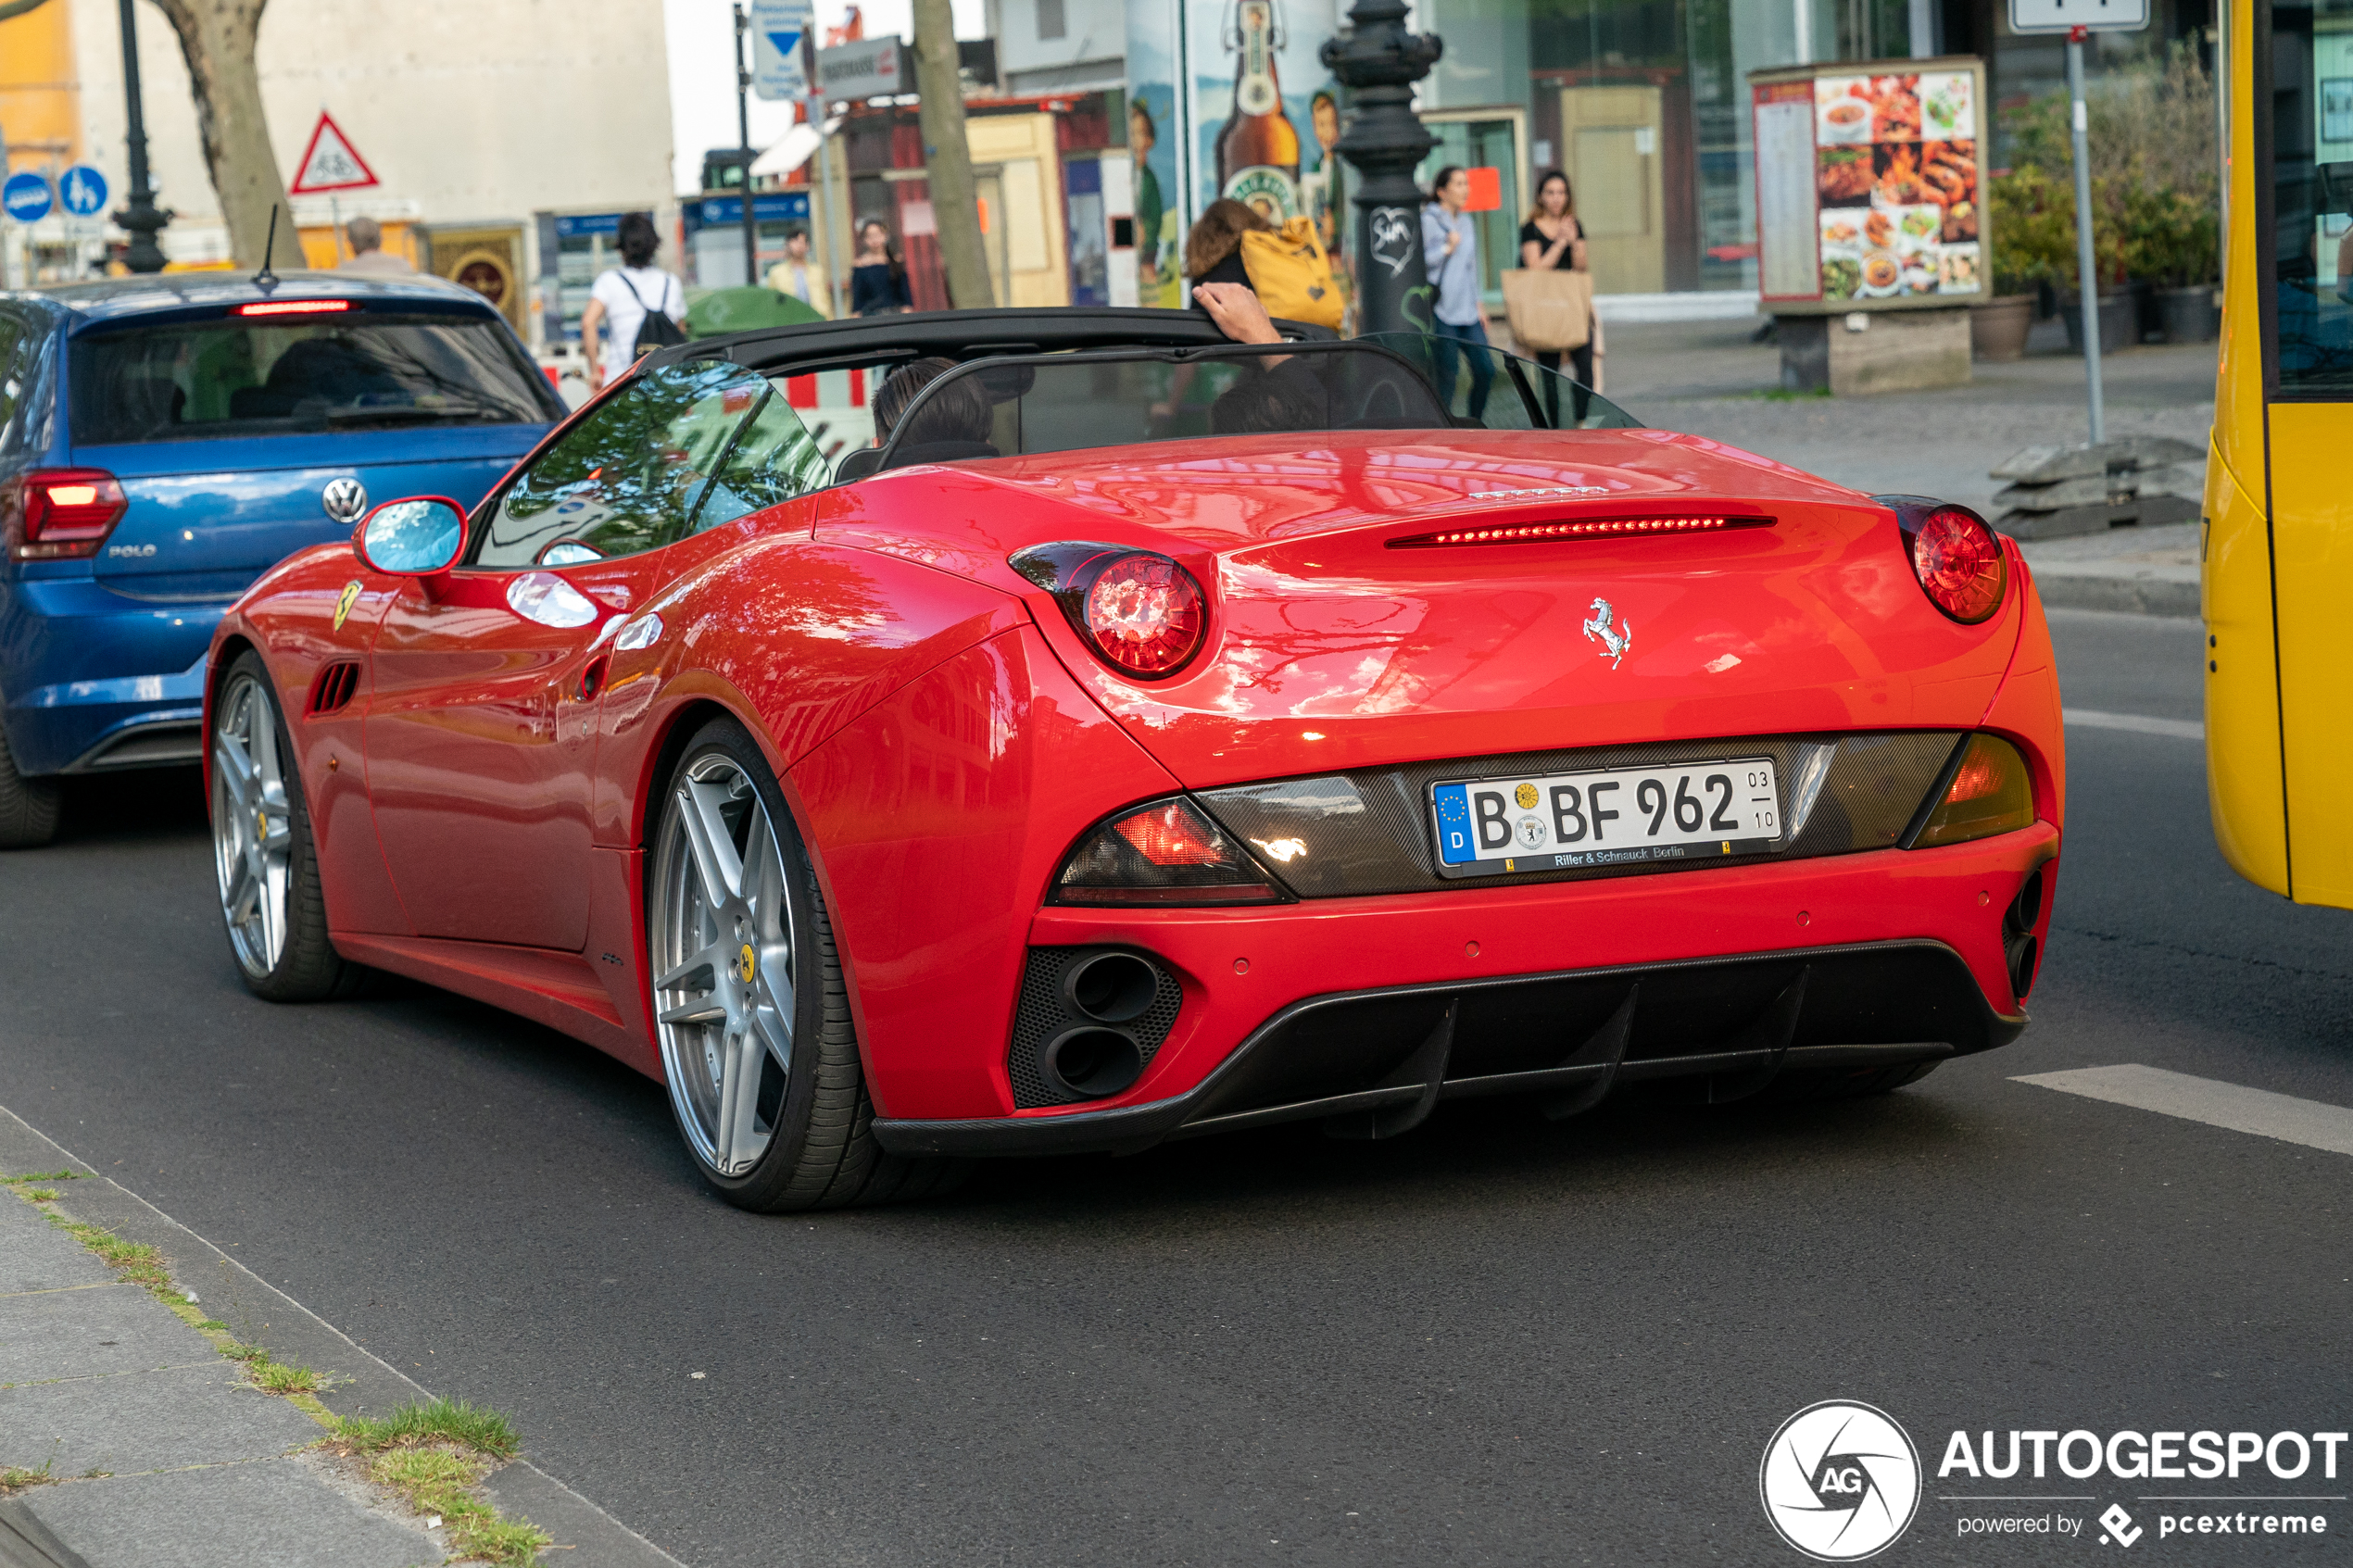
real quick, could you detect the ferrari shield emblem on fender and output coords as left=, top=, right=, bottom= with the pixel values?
left=1582, top=597, right=1631, bottom=669
left=332, top=581, right=362, bottom=632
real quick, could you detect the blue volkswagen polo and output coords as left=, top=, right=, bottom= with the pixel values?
left=0, top=270, right=563, bottom=847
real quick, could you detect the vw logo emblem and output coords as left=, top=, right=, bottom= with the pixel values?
left=321, top=478, right=368, bottom=523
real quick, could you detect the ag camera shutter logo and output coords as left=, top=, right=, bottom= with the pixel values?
left=1760, top=1400, right=1922, bottom=1561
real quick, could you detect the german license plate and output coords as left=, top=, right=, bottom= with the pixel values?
left=1430, top=759, right=1780, bottom=879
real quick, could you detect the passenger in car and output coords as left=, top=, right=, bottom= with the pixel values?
left=836, top=358, right=1000, bottom=481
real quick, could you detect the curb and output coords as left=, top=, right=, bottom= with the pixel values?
left=0, top=1104, right=686, bottom=1568
left=2032, top=572, right=2199, bottom=619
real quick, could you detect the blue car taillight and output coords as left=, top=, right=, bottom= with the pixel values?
left=8, top=469, right=128, bottom=561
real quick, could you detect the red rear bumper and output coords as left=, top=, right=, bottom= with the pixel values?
left=870, top=822, right=2057, bottom=1154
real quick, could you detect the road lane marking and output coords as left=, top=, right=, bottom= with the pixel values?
left=2063, top=708, right=2205, bottom=740
left=2013, top=1064, right=2353, bottom=1157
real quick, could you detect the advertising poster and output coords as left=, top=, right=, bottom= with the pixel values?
left=1752, top=58, right=1986, bottom=311
left=1132, top=1, right=1344, bottom=302
left=1126, top=5, right=1185, bottom=307
left=1186, top=0, right=1341, bottom=225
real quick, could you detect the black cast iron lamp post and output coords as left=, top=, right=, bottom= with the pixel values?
left=112, top=0, right=170, bottom=273
left=1320, top=0, right=1441, bottom=337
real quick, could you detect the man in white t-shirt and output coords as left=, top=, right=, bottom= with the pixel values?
left=578, top=213, right=686, bottom=391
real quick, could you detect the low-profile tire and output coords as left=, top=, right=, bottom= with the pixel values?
left=1767, top=1060, right=1942, bottom=1103
left=0, top=721, right=61, bottom=849
left=209, top=652, right=363, bottom=1002
left=648, top=716, right=967, bottom=1212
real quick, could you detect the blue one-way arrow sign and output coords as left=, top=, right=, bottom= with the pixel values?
left=751, top=0, right=813, bottom=99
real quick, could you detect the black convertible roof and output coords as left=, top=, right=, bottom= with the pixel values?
left=653, top=306, right=1336, bottom=378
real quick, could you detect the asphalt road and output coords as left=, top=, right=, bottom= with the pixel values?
left=6, top=606, right=2350, bottom=1566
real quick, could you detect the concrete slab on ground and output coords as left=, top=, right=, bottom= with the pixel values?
left=0, top=1208, right=111, bottom=1296
left=0, top=1283, right=217, bottom=1386
left=0, top=1361, right=320, bottom=1477
left=17, top=1460, right=434, bottom=1568
left=2020, top=521, right=2199, bottom=619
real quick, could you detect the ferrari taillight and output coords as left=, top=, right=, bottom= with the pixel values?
left=1910, top=734, right=2035, bottom=848
left=1051, top=797, right=1287, bottom=906
left=1878, top=495, right=2006, bottom=624
left=1008, top=542, right=1210, bottom=681
left=8, top=469, right=128, bottom=561
left=1084, top=554, right=1203, bottom=677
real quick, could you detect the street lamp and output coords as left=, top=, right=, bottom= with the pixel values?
left=112, top=0, right=170, bottom=273
left=1320, top=0, right=1441, bottom=336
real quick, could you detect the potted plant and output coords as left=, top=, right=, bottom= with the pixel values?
left=1975, top=168, right=2059, bottom=360
left=2122, top=184, right=2221, bottom=342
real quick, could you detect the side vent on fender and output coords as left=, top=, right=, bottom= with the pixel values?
left=308, top=661, right=361, bottom=717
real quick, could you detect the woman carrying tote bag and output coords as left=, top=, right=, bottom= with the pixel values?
left=1504, top=169, right=1601, bottom=427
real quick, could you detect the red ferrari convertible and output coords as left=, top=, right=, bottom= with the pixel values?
left=205, top=307, right=2060, bottom=1210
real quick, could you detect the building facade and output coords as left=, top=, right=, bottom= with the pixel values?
left=983, top=0, right=2218, bottom=307
left=5, top=0, right=679, bottom=350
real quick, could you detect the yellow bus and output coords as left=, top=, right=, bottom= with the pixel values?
left=2208, top=0, right=2353, bottom=905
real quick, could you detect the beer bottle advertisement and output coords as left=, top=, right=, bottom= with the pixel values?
left=1215, top=0, right=1301, bottom=219
left=1126, top=0, right=1341, bottom=294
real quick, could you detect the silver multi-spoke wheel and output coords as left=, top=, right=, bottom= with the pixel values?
left=211, top=669, right=294, bottom=977
left=651, top=751, right=798, bottom=1179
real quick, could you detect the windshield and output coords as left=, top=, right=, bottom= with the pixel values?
left=1354, top=332, right=1641, bottom=431
left=868, top=338, right=1636, bottom=475
left=69, top=311, right=562, bottom=444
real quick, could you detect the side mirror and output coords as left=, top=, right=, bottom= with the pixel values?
left=354, top=496, right=467, bottom=577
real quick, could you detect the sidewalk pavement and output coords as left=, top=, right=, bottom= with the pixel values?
left=1588, top=317, right=2214, bottom=619
left=0, top=1108, right=679, bottom=1568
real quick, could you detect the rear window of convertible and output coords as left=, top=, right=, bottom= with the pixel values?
left=68, top=310, right=561, bottom=444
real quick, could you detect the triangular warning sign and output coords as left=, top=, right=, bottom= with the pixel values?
left=289, top=112, right=379, bottom=195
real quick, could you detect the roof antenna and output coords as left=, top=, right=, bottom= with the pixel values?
left=252, top=205, right=282, bottom=289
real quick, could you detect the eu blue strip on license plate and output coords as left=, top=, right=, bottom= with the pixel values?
left=1430, top=758, right=1780, bottom=878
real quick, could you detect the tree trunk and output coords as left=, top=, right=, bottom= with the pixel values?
left=147, top=0, right=296, bottom=271
left=908, top=0, right=991, bottom=309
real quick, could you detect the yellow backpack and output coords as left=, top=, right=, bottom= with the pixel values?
left=1239, top=218, right=1345, bottom=330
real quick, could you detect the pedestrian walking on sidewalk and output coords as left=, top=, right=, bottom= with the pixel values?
left=1422, top=166, right=1492, bottom=420
left=579, top=212, right=686, bottom=392
left=850, top=220, right=913, bottom=316
left=767, top=227, right=832, bottom=318
left=1518, top=169, right=1599, bottom=426
left=336, top=214, right=414, bottom=275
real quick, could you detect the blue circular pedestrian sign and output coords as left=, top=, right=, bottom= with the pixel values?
left=57, top=165, right=107, bottom=218
left=2, top=172, right=53, bottom=224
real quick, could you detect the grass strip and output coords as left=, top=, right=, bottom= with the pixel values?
left=328, top=1401, right=547, bottom=1564
left=4, top=1173, right=547, bottom=1561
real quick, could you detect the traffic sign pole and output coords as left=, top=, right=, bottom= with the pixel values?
left=736, top=3, right=759, bottom=286
left=2066, top=25, right=2106, bottom=445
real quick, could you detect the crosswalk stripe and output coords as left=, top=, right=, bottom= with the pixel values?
left=2013, top=1064, right=2353, bottom=1157
left=2062, top=708, right=2205, bottom=741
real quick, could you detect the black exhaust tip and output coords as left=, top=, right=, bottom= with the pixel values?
left=1043, top=1027, right=1143, bottom=1099
left=2008, top=935, right=2040, bottom=1001
left=2008, top=867, right=2045, bottom=933
left=1063, top=951, right=1160, bottom=1024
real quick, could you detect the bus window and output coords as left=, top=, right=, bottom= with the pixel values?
left=2274, top=0, right=2353, bottom=391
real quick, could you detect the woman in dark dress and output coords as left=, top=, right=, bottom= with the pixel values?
left=849, top=220, right=912, bottom=316
left=1518, top=169, right=1595, bottom=425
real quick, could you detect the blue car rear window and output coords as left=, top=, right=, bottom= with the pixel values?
left=69, top=311, right=560, bottom=444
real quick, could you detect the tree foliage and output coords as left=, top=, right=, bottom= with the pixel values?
left=1994, top=43, right=2220, bottom=293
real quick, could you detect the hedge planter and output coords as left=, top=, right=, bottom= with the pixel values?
left=2158, top=285, right=2221, bottom=343
left=2058, top=291, right=2137, bottom=356
left=1970, top=295, right=2037, bottom=360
